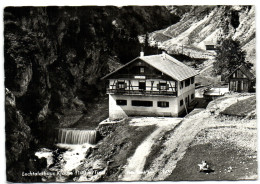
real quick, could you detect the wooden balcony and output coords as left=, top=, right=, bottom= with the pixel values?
left=106, top=88, right=177, bottom=96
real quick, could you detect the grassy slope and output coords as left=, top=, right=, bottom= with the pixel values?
left=166, top=94, right=257, bottom=180
left=73, top=96, right=109, bottom=129
left=143, top=121, right=184, bottom=172
left=167, top=142, right=257, bottom=180
left=89, top=121, right=156, bottom=181
left=221, top=96, right=256, bottom=117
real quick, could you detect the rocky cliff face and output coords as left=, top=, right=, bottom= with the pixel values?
left=4, top=6, right=179, bottom=182
left=5, top=88, right=47, bottom=182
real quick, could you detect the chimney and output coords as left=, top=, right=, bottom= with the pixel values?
left=162, top=51, right=166, bottom=59
left=140, top=51, right=144, bottom=57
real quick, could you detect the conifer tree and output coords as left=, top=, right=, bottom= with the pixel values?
left=213, top=38, right=251, bottom=75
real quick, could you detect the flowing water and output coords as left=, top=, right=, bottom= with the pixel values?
left=58, top=128, right=97, bottom=144
left=35, top=128, right=97, bottom=182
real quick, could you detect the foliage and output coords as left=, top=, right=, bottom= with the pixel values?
left=213, top=38, right=251, bottom=75
left=231, top=10, right=240, bottom=29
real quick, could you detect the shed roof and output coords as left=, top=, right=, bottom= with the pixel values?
left=238, top=65, right=255, bottom=80
left=225, top=64, right=255, bottom=81
left=204, top=41, right=216, bottom=45
left=102, top=53, right=199, bottom=81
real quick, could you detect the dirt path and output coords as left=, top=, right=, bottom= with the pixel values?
left=199, top=62, right=213, bottom=74
left=141, top=94, right=254, bottom=181
left=141, top=111, right=210, bottom=180
left=119, top=117, right=182, bottom=181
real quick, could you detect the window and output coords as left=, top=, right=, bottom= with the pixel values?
left=140, top=67, right=145, bottom=74
left=132, top=100, right=153, bottom=107
left=157, top=81, right=168, bottom=90
left=118, top=82, right=125, bottom=89
left=117, top=81, right=126, bottom=89
left=180, top=100, right=183, bottom=106
left=160, top=84, right=167, bottom=90
left=160, top=83, right=167, bottom=90
left=185, top=97, right=188, bottom=103
left=116, top=100, right=127, bottom=106
left=191, top=93, right=194, bottom=99
left=158, top=101, right=169, bottom=108
left=180, top=81, right=184, bottom=89
left=139, top=81, right=146, bottom=90
left=230, top=81, right=236, bottom=90
left=185, top=79, right=190, bottom=87
left=191, top=77, right=194, bottom=84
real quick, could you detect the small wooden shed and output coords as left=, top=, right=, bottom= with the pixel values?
left=204, top=41, right=216, bottom=50
left=225, top=65, right=255, bottom=92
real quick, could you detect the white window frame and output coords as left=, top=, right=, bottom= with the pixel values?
left=140, top=67, right=145, bottom=73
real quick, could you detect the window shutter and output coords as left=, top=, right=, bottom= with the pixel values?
left=124, top=83, right=127, bottom=88
left=157, top=84, right=160, bottom=90
left=166, top=84, right=169, bottom=90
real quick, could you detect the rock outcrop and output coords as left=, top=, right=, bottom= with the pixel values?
left=4, top=6, right=179, bottom=182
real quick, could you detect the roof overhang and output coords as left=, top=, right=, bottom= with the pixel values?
left=101, top=54, right=199, bottom=81
left=101, top=57, right=139, bottom=80
left=225, top=65, right=256, bottom=81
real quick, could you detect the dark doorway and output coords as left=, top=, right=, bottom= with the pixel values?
left=139, top=81, right=146, bottom=91
left=237, top=81, right=242, bottom=92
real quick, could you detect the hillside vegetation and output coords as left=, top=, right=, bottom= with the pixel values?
left=146, top=6, right=255, bottom=70
left=167, top=94, right=257, bottom=180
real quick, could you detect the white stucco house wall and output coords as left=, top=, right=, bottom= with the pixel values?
left=101, top=52, right=199, bottom=120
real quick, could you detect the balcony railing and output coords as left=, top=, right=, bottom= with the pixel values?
left=106, top=88, right=177, bottom=96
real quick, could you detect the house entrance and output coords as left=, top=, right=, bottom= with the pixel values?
left=237, top=81, right=242, bottom=92
left=139, top=81, right=146, bottom=91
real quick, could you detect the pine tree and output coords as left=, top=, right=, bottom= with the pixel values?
left=213, top=38, right=251, bottom=75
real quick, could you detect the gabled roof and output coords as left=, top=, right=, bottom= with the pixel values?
left=239, top=65, right=255, bottom=80
left=101, top=53, right=199, bottom=81
left=204, top=41, right=216, bottom=45
left=225, top=64, right=255, bottom=81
